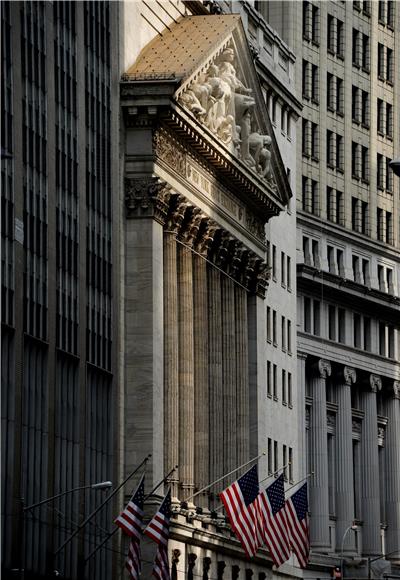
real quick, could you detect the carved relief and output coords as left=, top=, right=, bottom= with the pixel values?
left=203, top=557, right=212, bottom=580
left=318, top=359, right=332, bottom=379
left=125, top=177, right=171, bottom=223
left=178, top=43, right=276, bottom=187
left=393, top=381, right=400, bottom=400
left=370, top=374, right=382, bottom=393
left=154, top=130, right=186, bottom=176
left=352, top=420, right=362, bottom=435
left=344, top=366, right=357, bottom=386
left=377, top=425, right=386, bottom=444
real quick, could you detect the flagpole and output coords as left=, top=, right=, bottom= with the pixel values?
left=285, top=471, right=314, bottom=495
left=183, top=452, right=266, bottom=503
left=54, top=454, right=152, bottom=557
left=84, top=464, right=178, bottom=564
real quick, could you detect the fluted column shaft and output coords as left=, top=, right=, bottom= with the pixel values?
left=297, top=353, right=307, bottom=480
left=222, top=276, right=236, bottom=475
left=235, top=286, right=249, bottom=465
left=193, top=251, right=209, bottom=507
left=360, top=375, right=381, bottom=556
left=310, top=359, right=331, bottom=549
left=178, top=243, right=195, bottom=495
left=164, top=232, right=179, bottom=497
left=335, top=367, right=356, bottom=553
left=208, top=266, right=223, bottom=496
left=385, top=382, right=400, bottom=557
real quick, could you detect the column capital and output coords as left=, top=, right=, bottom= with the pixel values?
left=165, top=195, right=189, bottom=233
left=178, top=206, right=203, bottom=247
left=125, top=176, right=171, bottom=223
left=392, top=381, right=400, bottom=399
left=369, top=374, right=382, bottom=393
left=194, top=218, right=218, bottom=257
left=343, top=366, right=357, bottom=386
left=315, top=358, right=332, bottom=379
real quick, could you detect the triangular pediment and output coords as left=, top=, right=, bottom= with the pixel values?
left=125, top=15, right=292, bottom=217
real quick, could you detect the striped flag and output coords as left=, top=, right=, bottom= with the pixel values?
left=220, top=464, right=261, bottom=558
left=114, top=475, right=145, bottom=579
left=257, top=474, right=290, bottom=567
left=285, top=483, right=310, bottom=569
left=144, top=488, right=171, bottom=580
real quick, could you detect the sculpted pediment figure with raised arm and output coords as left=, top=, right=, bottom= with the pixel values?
left=178, top=43, right=274, bottom=185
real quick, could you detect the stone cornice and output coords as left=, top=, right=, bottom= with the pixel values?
left=297, top=264, right=400, bottom=321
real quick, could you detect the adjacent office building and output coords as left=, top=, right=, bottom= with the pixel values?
left=263, top=0, right=400, bottom=575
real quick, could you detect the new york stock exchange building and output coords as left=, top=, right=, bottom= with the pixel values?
left=121, top=7, right=297, bottom=580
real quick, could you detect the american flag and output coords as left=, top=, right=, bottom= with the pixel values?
left=285, top=483, right=310, bottom=569
left=220, top=464, right=261, bottom=558
left=257, top=474, right=290, bottom=567
left=144, top=489, right=171, bottom=580
left=114, top=475, right=145, bottom=579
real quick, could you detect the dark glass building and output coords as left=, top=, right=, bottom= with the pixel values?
left=1, top=2, right=120, bottom=578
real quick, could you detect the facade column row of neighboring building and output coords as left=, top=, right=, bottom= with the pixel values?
left=303, top=355, right=400, bottom=558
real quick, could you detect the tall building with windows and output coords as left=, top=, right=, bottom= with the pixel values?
left=1, top=2, right=120, bottom=578
left=263, top=0, right=400, bottom=576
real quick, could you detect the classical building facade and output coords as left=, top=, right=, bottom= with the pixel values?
left=262, top=0, right=400, bottom=576
left=120, top=1, right=302, bottom=578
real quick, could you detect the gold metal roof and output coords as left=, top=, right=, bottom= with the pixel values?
left=126, top=15, right=241, bottom=79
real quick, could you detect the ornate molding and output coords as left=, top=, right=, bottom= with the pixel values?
left=165, top=195, right=189, bottom=234
left=393, top=381, right=400, bottom=400
left=370, top=374, right=382, bottom=393
left=153, top=130, right=186, bottom=177
left=343, top=366, right=357, bottom=386
left=125, top=177, right=171, bottom=223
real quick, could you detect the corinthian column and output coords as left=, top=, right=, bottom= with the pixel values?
left=164, top=198, right=187, bottom=499
left=178, top=208, right=201, bottom=498
left=222, top=240, right=236, bottom=476
left=385, top=381, right=400, bottom=558
left=235, top=271, right=249, bottom=465
left=193, top=221, right=215, bottom=508
left=360, top=374, right=382, bottom=556
left=208, top=235, right=223, bottom=495
left=309, top=359, right=331, bottom=550
left=335, top=366, right=356, bottom=554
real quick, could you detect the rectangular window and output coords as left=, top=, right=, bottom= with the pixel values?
left=377, top=98, right=385, bottom=133
left=273, top=309, right=277, bottom=345
left=377, top=153, right=384, bottom=189
left=352, top=86, right=360, bottom=122
left=288, top=373, right=293, bottom=408
left=312, top=4, right=320, bottom=43
left=287, top=256, right=291, bottom=290
left=336, top=78, right=344, bottom=115
left=267, top=360, right=272, bottom=397
left=354, top=313, right=361, bottom=347
left=327, top=130, right=334, bottom=167
left=281, top=315, right=286, bottom=351
left=283, top=444, right=288, bottom=480
left=268, top=438, right=272, bottom=474
left=361, top=91, right=369, bottom=126
left=336, top=134, right=344, bottom=170
left=311, top=64, right=319, bottom=102
left=386, top=157, right=393, bottom=192
left=272, top=245, right=277, bottom=280
left=267, top=306, right=271, bottom=342
left=327, top=73, right=335, bottom=111
left=362, top=34, right=370, bottom=70
left=386, top=103, right=393, bottom=138
left=361, top=146, right=369, bottom=181
left=302, top=59, right=311, bottom=99
left=274, top=440, right=278, bottom=473
left=289, top=447, right=293, bottom=482
left=387, top=0, right=394, bottom=27
left=337, top=19, right=344, bottom=57
left=313, top=300, right=320, bottom=336
left=378, top=0, right=386, bottom=23
left=273, top=364, right=278, bottom=399
left=281, top=251, right=286, bottom=286
left=386, top=211, right=393, bottom=244
left=327, top=187, right=334, bottom=222
left=329, top=304, right=336, bottom=340
left=361, top=201, right=368, bottom=235
left=304, top=297, right=311, bottom=333
left=378, top=43, right=385, bottom=79
left=338, top=308, right=346, bottom=343
left=311, top=122, right=319, bottom=159
left=387, top=48, right=394, bottom=82
left=327, top=14, right=335, bottom=53
left=287, top=319, right=292, bottom=354
left=282, top=370, right=287, bottom=405
left=363, top=316, right=371, bottom=351
left=352, top=29, right=360, bottom=66
left=377, top=208, right=384, bottom=241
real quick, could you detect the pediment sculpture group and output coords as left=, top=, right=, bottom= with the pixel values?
left=178, top=44, right=275, bottom=186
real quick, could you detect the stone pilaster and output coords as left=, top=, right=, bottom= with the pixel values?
left=309, top=359, right=331, bottom=550
left=163, top=197, right=187, bottom=498
left=360, top=374, right=382, bottom=556
left=193, top=219, right=216, bottom=508
left=177, top=208, right=201, bottom=497
left=335, top=366, right=356, bottom=554
left=385, top=381, right=400, bottom=558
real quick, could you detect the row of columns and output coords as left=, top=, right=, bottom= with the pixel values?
left=162, top=193, right=269, bottom=503
left=307, top=357, right=400, bottom=558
